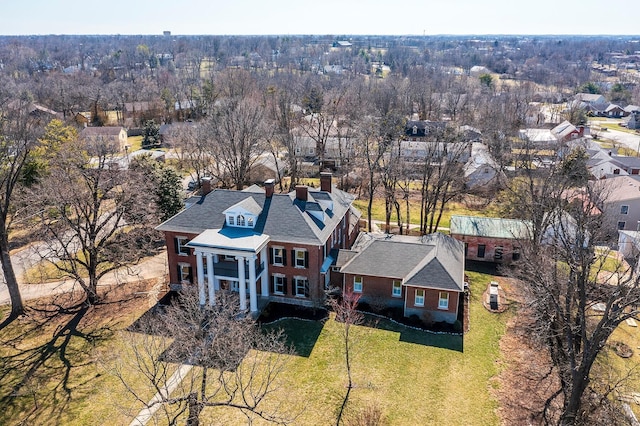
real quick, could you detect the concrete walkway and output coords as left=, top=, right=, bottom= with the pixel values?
left=129, top=363, right=194, bottom=426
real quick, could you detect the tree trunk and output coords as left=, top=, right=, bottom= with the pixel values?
left=0, top=231, right=24, bottom=318
left=187, top=392, right=202, bottom=426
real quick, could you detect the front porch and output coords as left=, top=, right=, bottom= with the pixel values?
left=186, top=228, right=271, bottom=314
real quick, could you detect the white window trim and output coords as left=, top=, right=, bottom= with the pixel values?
left=294, top=248, right=306, bottom=268
left=353, top=276, right=363, bottom=293
left=272, top=246, right=284, bottom=266
left=621, top=205, right=629, bottom=215
left=438, top=292, right=449, bottom=310
left=176, top=236, right=189, bottom=256
left=392, top=280, right=402, bottom=297
left=273, top=273, right=285, bottom=295
left=178, top=262, right=191, bottom=283
left=294, top=276, right=308, bottom=298
left=415, top=289, right=425, bottom=307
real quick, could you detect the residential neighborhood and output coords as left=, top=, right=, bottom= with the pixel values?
left=3, top=30, right=640, bottom=426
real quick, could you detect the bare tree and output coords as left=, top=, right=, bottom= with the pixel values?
left=114, top=288, right=296, bottom=425
left=207, top=97, right=268, bottom=190
left=328, top=290, right=364, bottom=426
left=0, top=96, right=44, bottom=319
left=32, top=136, right=159, bottom=305
left=418, top=128, right=468, bottom=235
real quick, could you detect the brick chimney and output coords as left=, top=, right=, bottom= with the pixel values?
left=201, top=177, right=212, bottom=195
left=264, top=178, right=275, bottom=198
left=295, top=185, right=308, bottom=201
left=320, top=171, right=332, bottom=193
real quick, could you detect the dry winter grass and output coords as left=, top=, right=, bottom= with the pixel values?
left=0, top=270, right=510, bottom=426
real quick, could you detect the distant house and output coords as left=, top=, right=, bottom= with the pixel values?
left=79, top=126, right=128, bottom=152
left=404, top=120, right=447, bottom=141
left=627, top=111, right=640, bottom=130
left=399, top=141, right=471, bottom=164
left=551, top=120, right=584, bottom=142
left=519, top=128, right=556, bottom=145
left=604, top=104, right=626, bottom=118
left=337, top=232, right=465, bottom=324
left=449, top=215, right=531, bottom=263
left=618, top=230, right=640, bottom=259
left=464, top=143, right=504, bottom=190
left=574, top=93, right=607, bottom=108
left=593, top=175, right=640, bottom=238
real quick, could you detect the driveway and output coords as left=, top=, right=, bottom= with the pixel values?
left=0, top=249, right=169, bottom=305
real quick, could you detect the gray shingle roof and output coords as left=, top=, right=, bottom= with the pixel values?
left=450, top=215, right=531, bottom=240
left=157, top=186, right=356, bottom=246
left=340, top=232, right=464, bottom=292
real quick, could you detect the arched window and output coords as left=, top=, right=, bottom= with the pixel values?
left=247, top=217, right=254, bottom=227
left=237, top=214, right=245, bottom=226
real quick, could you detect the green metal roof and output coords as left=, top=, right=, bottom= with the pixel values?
left=449, top=215, right=531, bottom=240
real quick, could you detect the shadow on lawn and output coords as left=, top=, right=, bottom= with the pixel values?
left=0, top=294, right=115, bottom=426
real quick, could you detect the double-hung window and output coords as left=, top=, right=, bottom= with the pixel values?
left=415, top=289, right=425, bottom=307
left=272, top=247, right=284, bottom=265
left=294, top=277, right=309, bottom=298
left=175, top=236, right=190, bottom=256
left=178, top=263, right=192, bottom=284
left=392, top=280, right=402, bottom=297
left=295, top=249, right=307, bottom=268
left=438, top=292, right=449, bottom=310
left=273, top=274, right=285, bottom=295
left=621, top=205, right=629, bottom=215
left=353, top=276, right=363, bottom=293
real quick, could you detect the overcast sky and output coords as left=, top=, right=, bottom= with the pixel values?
left=1, top=0, right=638, bottom=36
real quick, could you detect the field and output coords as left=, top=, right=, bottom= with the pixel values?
left=0, top=269, right=509, bottom=426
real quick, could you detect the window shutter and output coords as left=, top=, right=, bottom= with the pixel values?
left=174, top=237, right=180, bottom=254
left=176, top=265, right=181, bottom=281
left=304, top=281, right=309, bottom=297
left=269, top=247, right=273, bottom=265
left=304, top=251, right=309, bottom=268
left=188, top=266, right=193, bottom=283
left=283, top=249, right=287, bottom=266
left=271, top=275, right=275, bottom=293
left=283, top=277, right=288, bottom=295
left=291, top=250, right=295, bottom=266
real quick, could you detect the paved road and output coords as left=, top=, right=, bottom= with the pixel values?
left=0, top=249, right=169, bottom=305
left=601, top=128, right=640, bottom=154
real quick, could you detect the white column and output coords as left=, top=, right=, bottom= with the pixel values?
left=206, top=253, right=215, bottom=306
left=260, top=246, right=269, bottom=297
left=213, top=254, right=220, bottom=290
left=196, top=252, right=205, bottom=305
left=249, top=256, right=257, bottom=313
left=237, top=255, right=246, bottom=311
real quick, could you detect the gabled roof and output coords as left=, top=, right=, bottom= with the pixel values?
left=157, top=186, right=356, bottom=246
left=339, top=232, right=464, bottom=292
left=450, top=215, right=531, bottom=240
left=224, top=197, right=263, bottom=216
left=80, top=126, right=125, bottom=137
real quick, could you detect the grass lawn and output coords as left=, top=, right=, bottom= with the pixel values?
left=127, top=135, right=143, bottom=151
left=203, top=269, right=508, bottom=425
left=0, top=268, right=509, bottom=425
left=353, top=197, right=501, bottom=231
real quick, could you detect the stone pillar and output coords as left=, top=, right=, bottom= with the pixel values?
left=196, top=251, right=205, bottom=305
left=260, top=246, right=269, bottom=297
left=249, top=256, right=257, bottom=313
left=206, top=253, right=215, bottom=306
left=237, top=255, right=246, bottom=311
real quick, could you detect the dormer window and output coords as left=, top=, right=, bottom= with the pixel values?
left=228, top=216, right=235, bottom=226
left=412, top=125, right=418, bottom=135
left=237, top=214, right=245, bottom=226
left=248, top=217, right=254, bottom=227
